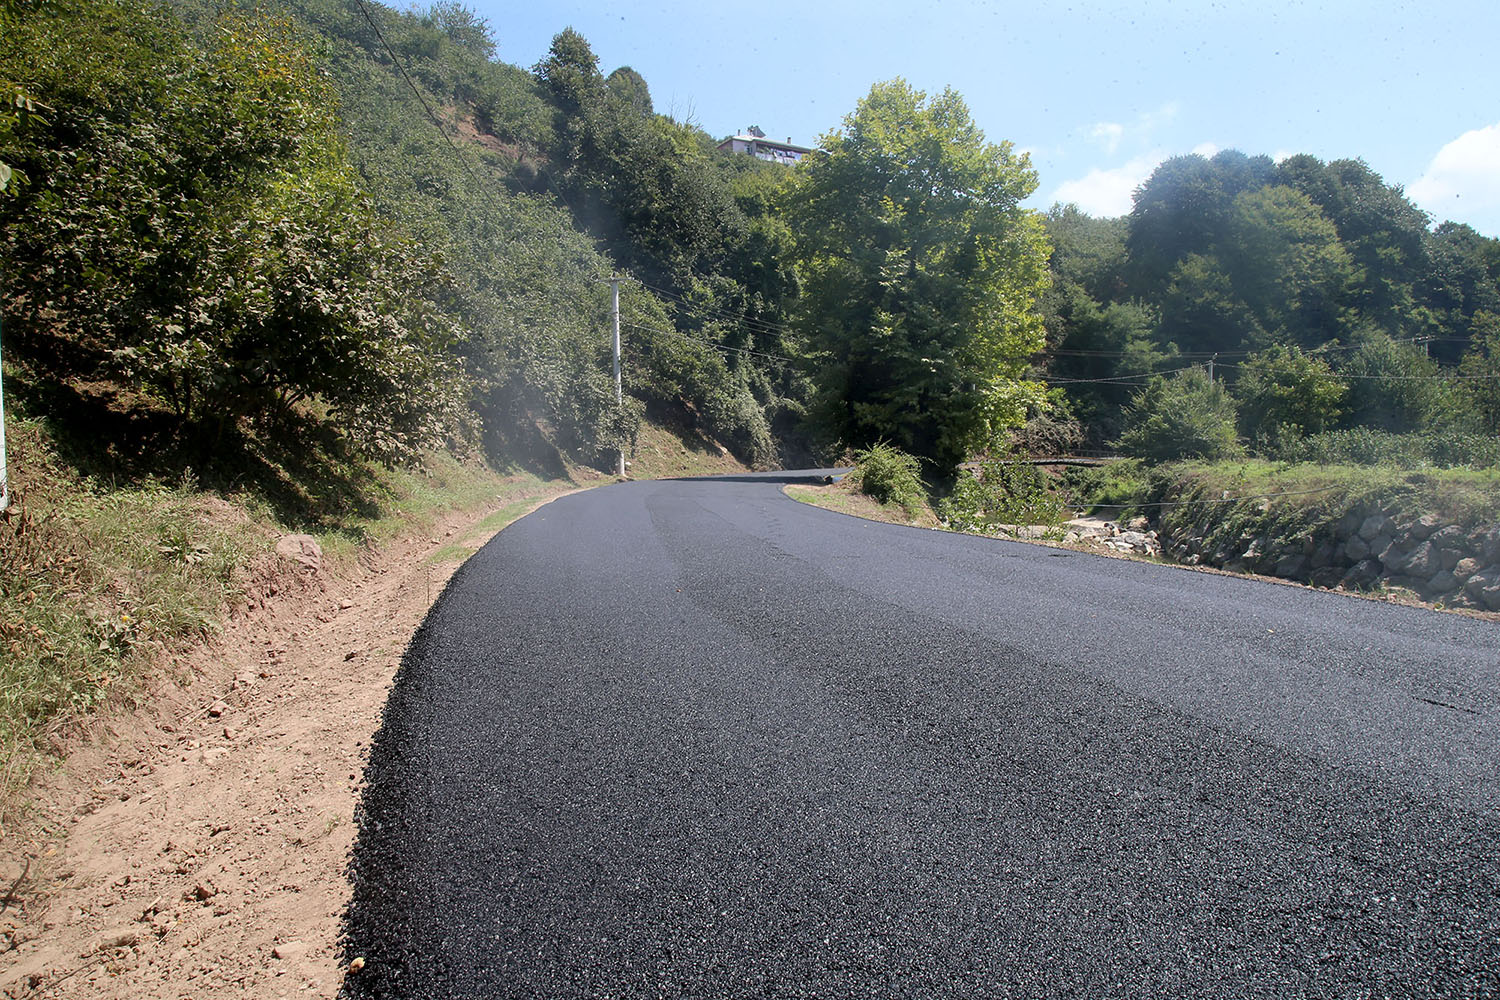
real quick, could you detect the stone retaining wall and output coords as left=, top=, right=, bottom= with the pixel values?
left=1158, top=508, right=1500, bottom=611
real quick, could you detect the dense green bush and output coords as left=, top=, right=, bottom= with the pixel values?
left=851, top=442, right=928, bottom=514
left=0, top=1, right=461, bottom=461
left=1117, top=368, right=1242, bottom=462
left=938, top=458, right=1068, bottom=533
left=1267, top=428, right=1500, bottom=469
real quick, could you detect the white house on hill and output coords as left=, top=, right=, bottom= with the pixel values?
left=716, top=126, right=811, bottom=165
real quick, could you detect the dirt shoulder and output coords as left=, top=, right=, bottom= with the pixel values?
left=0, top=482, right=583, bottom=998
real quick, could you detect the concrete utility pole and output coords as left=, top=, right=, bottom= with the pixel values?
left=1208, top=354, right=1217, bottom=384
left=610, top=277, right=625, bottom=478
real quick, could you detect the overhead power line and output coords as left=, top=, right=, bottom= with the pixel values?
left=620, top=321, right=799, bottom=364
left=351, top=0, right=511, bottom=222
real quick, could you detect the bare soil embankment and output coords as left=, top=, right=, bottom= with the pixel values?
left=0, top=487, right=578, bottom=998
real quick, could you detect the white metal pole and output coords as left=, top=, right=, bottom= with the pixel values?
left=611, top=277, right=624, bottom=478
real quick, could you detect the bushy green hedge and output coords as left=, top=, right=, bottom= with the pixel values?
left=938, top=459, right=1069, bottom=532
left=851, top=442, right=928, bottom=515
left=1266, top=428, right=1500, bottom=469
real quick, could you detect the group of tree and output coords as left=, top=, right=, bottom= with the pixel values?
left=1042, top=150, right=1500, bottom=465
left=0, top=0, right=1058, bottom=488
left=10, top=0, right=1489, bottom=494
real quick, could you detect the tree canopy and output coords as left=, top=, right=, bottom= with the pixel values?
left=787, top=79, right=1051, bottom=472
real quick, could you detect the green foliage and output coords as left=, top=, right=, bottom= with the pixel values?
left=850, top=442, right=927, bottom=514
left=1061, top=459, right=1151, bottom=513
left=1266, top=428, right=1500, bottom=469
left=1044, top=148, right=1500, bottom=470
left=0, top=1, right=461, bottom=461
left=1117, top=368, right=1242, bottom=462
left=1126, top=150, right=1276, bottom=296
left=419, top=2, right=495, bottom=61
left=1220, top=185, right=1353, bottom=346
left=1234, top=344, right=1347, bottom=438
left=938, top=458, right=1068, bottom=533
left=788, top=78, right=1051, bottom=473
left=1045, top=203, right=1128, bottom=303
left=1336, top=334, right=1467, bottom=434
left=605, top=66, right=652, bottom=114
left=1459, top=311, right=1500, bottom=432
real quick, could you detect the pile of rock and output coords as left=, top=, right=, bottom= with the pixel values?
left=1339, top=513, right=1500, bottom=609
left=1063, top=517, right=1162, bottom=557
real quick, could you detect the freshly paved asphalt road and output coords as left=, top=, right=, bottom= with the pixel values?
left=343, top=472, right=1500, bottom=999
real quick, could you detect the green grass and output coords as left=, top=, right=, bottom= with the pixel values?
left=0, top=412, right=574, bottom=819
left=1161, top=460, right=1500, bottom=527
left=422, top=494, right=566, bottom=565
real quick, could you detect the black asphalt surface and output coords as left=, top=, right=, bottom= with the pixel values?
left=343, top=471, right=1500, bottom=999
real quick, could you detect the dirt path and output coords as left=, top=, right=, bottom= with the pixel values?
left=0, top=485, right=582, bottom=998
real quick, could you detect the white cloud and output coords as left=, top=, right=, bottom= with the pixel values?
left=1137, top=102, right=1181, bottom=135
left=1191, top=141, right=1220, bottom=158
left=1079, top=103, right=1179, bottom=159
left=1271, top=149, right=1296, bottom=164
left=1408, top=123, right=1500, bottom=233
left=1048, top=154, right=1163, bottom=217
left=1088, top=122, right=1124, bottom=155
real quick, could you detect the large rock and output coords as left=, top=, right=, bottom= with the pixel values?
left=1340, top=559, right=1383, bottom=590
left=1481, top=529, right=1500, bottom=565
left=274, top=534, right=323, bottom=573
left=1392, top=541, right=1439, bottom=579
left=1274, top=553, right=1307, bottom=579
left=1483, top=584, right=1500, bottom=613
left=1454, top=557, right=1482, bottom=581
left=1427, top=569, right=1460, bottom=595
left=1359, top=514, right=1394, bottom=541
left=1463, top=566, right=1500, bottom=598
left=1309, top=566, right=1344, bottom=589
left=1429, top=524, right=1467, bottom=550
left=1344, top=535, right=1371, bottom=562
left=1407, top=513, right=1443, bottom=541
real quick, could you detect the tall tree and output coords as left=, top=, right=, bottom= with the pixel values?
left=1220, top=185, right=1354, bottom=347
left=787, top=78, right=1050, bottom=472
left=1126, top=150, right=1275, bottom=297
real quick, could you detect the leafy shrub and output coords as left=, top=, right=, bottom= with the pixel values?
left=1060, top=459, right=1151, bottom=513
left=1117, top=368, right=1242, bottom=462
left=1337, top=334, right=1468, bottom=435
left=1233, top=344, right=1346, bottom=437
left=851, top=442, right=927, bottom=514
left=1267, top=428, right=1500, bottom=469
left=938, top=458, right=1069, bottom=533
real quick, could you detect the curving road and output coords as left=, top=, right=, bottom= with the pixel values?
left=343, top=472, right=1500, bottom=999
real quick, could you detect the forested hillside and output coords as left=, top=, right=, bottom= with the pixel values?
left=1040, top=151, right=1500, bottom=466
left=0, top=0, right=814, bottom=483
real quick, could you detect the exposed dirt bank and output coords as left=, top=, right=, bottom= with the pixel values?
left=0, top=483, right=582, bottom=998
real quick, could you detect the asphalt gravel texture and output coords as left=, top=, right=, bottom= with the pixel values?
left=343, top=471, right=1500, bottom=999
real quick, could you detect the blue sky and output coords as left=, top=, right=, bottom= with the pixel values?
left=465, top=0, right=1500, bottom=235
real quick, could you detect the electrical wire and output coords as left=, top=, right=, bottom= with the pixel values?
left=1098, top=484, right=1348, bottom=508
left=620, top=321, right=799, bottom=363
left=351, top=0, right=512, bottom=222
